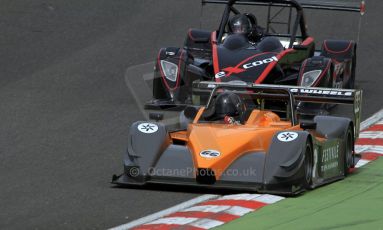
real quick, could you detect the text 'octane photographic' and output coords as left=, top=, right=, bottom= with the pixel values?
left=128, top=166, right=258, bottom=178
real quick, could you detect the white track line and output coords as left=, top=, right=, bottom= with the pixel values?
left=189, top=218, right=225, bottom=229
left=355, top=159, right=371, bottom=168
left=359, top=131, right=383, bottom=139
left=360, top=108, right=383, bottom=131
left=355, top=145, right=383, bottom=154
left=108, top=194, right=219, bottom=230
left=147, top=217, right=198, bottom=225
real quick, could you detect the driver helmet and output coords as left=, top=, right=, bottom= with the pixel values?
left=229, top=14, right=252, bottom=35
left=213, top=91, right=246, bottom=119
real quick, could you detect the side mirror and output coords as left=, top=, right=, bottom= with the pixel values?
left=149, top=112, right=164, bottom=121
left=300, top=122, right=317, bottom=130
left=184, top=106, right=199, bottom=120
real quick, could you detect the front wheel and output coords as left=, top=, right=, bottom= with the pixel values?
left=344, top=127, right=354, bottom=175
left=303, top=141, right=313, bottom=189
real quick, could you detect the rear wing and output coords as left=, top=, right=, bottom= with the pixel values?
left=202, top=0, right=366, bottom=14
left=192, top=81, right=362, bottom=137
left=297, top=0, right=365, bottom=13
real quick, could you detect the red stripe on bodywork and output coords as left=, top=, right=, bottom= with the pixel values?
left=255, top=48, right=294, bottom=84
left=198, top=200, right=267, bottom=210
left=211, top=31, right=220, bottom=79
left=356, top=138, right=383, bottom=146
left=168, top=211, right=239, bottom=222
left=312, top=60, right=331, bottom=87
left=301, top=36, right=314, bottom=46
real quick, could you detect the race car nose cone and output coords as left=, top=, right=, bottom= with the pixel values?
left=188, top=124, right=269, bottom=179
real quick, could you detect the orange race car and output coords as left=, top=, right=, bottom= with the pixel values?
left=112, top=82, right=362, bottom=195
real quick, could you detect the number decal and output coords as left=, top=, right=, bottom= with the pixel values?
left=200, top=150, right=221, bottom=158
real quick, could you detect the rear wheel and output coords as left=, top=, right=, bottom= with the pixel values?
left=303, top=141, right=313, bottom=189
left=344, top=127, right=354, bottom=175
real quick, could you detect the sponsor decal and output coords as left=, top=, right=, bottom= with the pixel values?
left=207, top=84, right=216, bottom=88
left=221, top=66, right=245, bottom=76
left=138, top=123, right=158, bottom=134
left=313, top=147, right=319, bottom=179
left=320, top=144, right=339, bottom=172
left=215, top=71, right=226, bottom=79
left=242, top=56, right=278, bottom=70
left=200, top=150, right=221, bottom=158
left=290, top=88, right=353, bottom=96
left=334, top=81, right=343, bottom=89
left=218, top=56, right=278, bottom=77
left=166, top=51, right=176, bottom=56
left=277, top=132, right=298, bottom=142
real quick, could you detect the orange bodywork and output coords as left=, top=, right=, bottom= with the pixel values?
left=169, top=108, right=302, bottom=179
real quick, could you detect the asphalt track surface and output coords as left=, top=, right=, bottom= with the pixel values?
left=0, top=0, right=382, bottom=229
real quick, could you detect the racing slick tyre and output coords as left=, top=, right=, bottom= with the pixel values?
left=303, top=140, right=313, bottom=190
left=344, top=126, right=354, bottom=175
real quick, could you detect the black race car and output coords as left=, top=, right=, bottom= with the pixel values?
left=151, top=0, right=364, bottom=105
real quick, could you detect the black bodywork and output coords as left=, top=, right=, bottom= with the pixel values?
left=152, top=0, right=362, bottom=105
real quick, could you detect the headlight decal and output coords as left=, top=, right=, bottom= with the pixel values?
left=299, top=60, right=331, bottom=87
left=301, top=70, right=322, bottom=86
left=157, top=49, right=184, bottom=90
left=160, top=60, right=178, bottom=82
